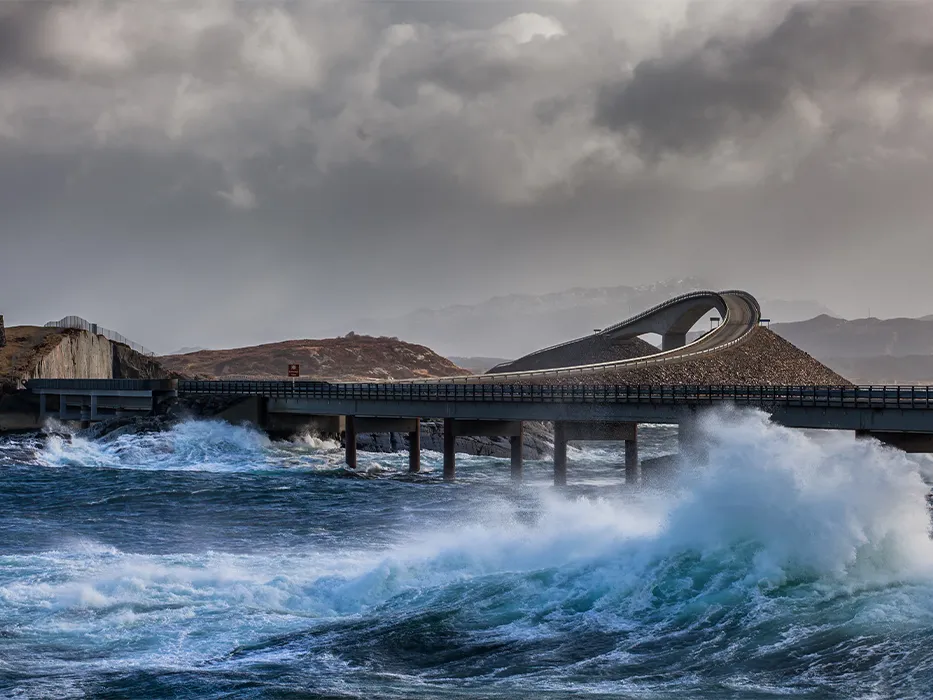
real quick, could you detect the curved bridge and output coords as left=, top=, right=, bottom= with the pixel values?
left=399, top=290, right=761, bottom=383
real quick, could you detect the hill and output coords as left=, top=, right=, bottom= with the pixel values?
left=159, top=334, right=468, bottom=381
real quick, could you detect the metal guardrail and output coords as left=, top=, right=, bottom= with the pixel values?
left=175, top=381, right=933, bottom=409
left=44, top=316, right=155, bottom=357
left=28, top=379, right=178, bottom=391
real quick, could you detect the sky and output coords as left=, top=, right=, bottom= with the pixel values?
left=2, top=0, right=933, bottom=353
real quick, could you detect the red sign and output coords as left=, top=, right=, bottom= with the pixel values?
left=287, top=364, right=300, bottom=378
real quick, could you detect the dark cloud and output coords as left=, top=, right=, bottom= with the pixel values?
left=2, top=1, right=933, bottom=352
left=596, top=2, right=933, bottom=158
left=0, top=4, right=59, bottom=77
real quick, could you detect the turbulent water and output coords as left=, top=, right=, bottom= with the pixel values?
left=2, top=410, right=933, bottom=699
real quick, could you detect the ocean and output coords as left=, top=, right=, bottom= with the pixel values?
left=1, top=409, right=932, bottom=699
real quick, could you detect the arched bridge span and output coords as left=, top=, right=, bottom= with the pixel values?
left=396, top=290, right=760, bottom=384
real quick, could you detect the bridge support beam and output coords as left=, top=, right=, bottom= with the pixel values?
left=552, top=421, right=638, bottom=486
left=345, top=415, right=357, bottom=469
left=440, top=419, right=524, bottom=481
left=348, top=416, right=422, bottom=472
left=855, top=430, right=933, bottom=453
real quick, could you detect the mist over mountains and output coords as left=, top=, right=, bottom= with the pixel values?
left=351, top=278, right=836, bottom=358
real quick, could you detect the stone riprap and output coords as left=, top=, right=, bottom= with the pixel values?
left=518, top=328, right=851, bottom=386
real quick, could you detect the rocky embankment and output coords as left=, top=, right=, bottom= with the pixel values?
left=517, top=328, right=851, bottom=386
left=357, top=421, right=553, bottom=459
left=160, top=333, right=468, bottom=381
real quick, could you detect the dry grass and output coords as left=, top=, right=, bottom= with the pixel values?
left=0, top=326, right=66, bottom=390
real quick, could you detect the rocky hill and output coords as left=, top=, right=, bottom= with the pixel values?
left=159, top=333, right=468, bottom=381
left=0, top=326, right=169, bottom=393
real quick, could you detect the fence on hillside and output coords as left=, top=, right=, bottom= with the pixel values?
left=44, top=316, right=155, bottom=357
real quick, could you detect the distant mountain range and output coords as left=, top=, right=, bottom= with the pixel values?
left=771, top=316, right=933, bottom=359
left=353, top=278, right=837, bottom=358
left=770, top=315, right=933, bottom=384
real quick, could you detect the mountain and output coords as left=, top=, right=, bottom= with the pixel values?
left=353, top=278, right=836, bottom=358
left=770, top=315, right=933, bottom=359
left=166, top=346, right=207, bottom=356
left=769, top=315, right=933, bottom=384
left=159, top=333, right=468, bottom=382
left=447, top=356, right=512, bottom=375
left=818, top=356, right=933, bottom=385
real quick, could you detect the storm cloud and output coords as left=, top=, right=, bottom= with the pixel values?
left=1, top=0, right=933, bottom=353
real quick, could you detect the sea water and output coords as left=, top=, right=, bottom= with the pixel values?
left=1, top=410, right=932, bottom=698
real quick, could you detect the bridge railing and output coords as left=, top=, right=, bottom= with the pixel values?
left=176, top=381, right=933, bottom=409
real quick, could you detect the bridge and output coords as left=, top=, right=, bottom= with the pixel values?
left=395, top=290, right=761, bottom=382
left=26, top=379, right=933, bottom=484
left=22, top=291, right=933, bottom=484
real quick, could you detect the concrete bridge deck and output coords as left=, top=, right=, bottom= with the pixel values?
left=24, top=379, right=933, bottom=485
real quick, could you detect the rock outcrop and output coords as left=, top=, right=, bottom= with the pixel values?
left=357, top=421, right=553, bottom=459
left=1, top=326, right=170, bottom=394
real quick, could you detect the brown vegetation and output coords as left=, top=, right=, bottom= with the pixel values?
left=159, top=333, right=468, bottom=381
left=0, top=326, right=68, bottom=392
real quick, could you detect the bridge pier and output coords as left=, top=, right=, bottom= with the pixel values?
left=511, top=425, right=524, bottom=482
left=552, top=421, right=639, bottom=486
left=345, top=415, right=357, bottom=469
left=343, top=416, right=422, bottom=472
left=661, top=332, right=687, bottom=351
left=855, top=430, right=933, bottom=453
left=409, top=424, right=421, bottom=473
left=441, top=418, right=524, bottom=481
left=444, top=418, right=455, bottom=481
left=625, top=434, right=640, bottom=485
left=553, top=422, right=567, bottom=486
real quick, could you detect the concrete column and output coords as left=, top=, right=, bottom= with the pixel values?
left=408, top=419, right=421, bottom=473
left=443, top=418, right=455, bottom=482
left=90, top=395, right=99, bottom=421
left=553, top=421, right=568, bottom=487
left=79, top=402, right=91, bottom=430
left=661, top=332, right=686, bottom=351
left=679, top=415, right=700, bottom=450
left=38, top=394, right=47, bottom=421
left=59, top=395, right=67, bottom=420
left=510, top=424, right=524, bottom=482
left=345, top=415, right=357, bottom=469
left=625, top=438, right=640, bottom=485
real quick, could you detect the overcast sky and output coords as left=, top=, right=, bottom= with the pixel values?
left=2, top=0, right=933, bottom=352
